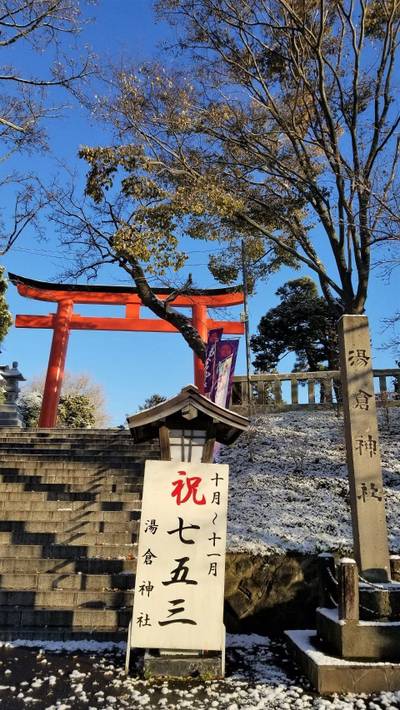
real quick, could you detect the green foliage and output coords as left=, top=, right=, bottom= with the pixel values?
left=57, top=393, right=96, bottom=429
left=19, top=390, right=97, bottom=429
left=138, top=394, right=167, bottom=411
left=251, top=278, right=339, bottom=372
left=0, top=268, right=12, bottom=346
left=19, top=371, right=108, bottom=428
left=18, top=391, right=42, bottom=428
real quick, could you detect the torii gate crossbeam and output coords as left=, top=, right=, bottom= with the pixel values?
left=9, top=273, right=244, bottom=428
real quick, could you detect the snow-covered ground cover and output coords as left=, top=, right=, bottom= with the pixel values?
left=222, top=408, right=400, bottom=556
left=0, top=634, right=399, bottom=709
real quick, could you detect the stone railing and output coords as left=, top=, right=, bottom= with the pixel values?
left=230, top=369, right=400, bottom=411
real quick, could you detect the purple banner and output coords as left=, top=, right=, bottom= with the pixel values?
left=204, top=328, right=223, bottom=399
left=213, top=339, right=239, bottom=408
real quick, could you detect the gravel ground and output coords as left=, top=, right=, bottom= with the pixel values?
left=0, top=635, right=399, bottom=710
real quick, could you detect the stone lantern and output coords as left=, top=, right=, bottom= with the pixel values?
left=0, top=361, right=25, bottom=427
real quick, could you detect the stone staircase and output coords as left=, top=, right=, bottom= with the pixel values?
left=0, top=428, right=158, bottom=642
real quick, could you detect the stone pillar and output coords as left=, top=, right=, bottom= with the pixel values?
left=338, top=315, right=390, bottom=582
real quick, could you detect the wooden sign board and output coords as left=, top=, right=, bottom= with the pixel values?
left=131, top=460, right=229, bottom=651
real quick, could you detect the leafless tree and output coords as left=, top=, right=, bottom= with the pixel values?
left=0, top=0, right=94, bottom=255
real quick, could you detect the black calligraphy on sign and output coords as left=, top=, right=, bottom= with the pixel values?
left=208, top=532, right=222, bottom=547
left=137, top=612, right=151, bottom=627
left=138, top=581, right=154, bottom=597
left=211, top=472, right=224, bottom=488
left=158, top=599, right=197, bottom=626
left=142, top=548, right=157, bottom=565
left=204, top=470, right=226, bottom=579
left=145, top=519, right=159, bottom=535
left=348, top=349, right=370, bottom=368
left=357, top=482, right=383, bottom=503
left=167, top=517, right=200, bottom=544
left=354, top=389, right=373, bottom=411
left=355, top=435, right=377, bottom=458
left=162, top=556, right=198, bottom=586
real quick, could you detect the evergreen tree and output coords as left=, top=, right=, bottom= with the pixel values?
left=138, top=394, right=167, bottom=411
left=251, top=278, right=338, bottom=373
left=57, top=393, right=96, bottom=429
left=0, top=268, right=12, bottom=347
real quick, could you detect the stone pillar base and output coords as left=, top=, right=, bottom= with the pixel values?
left=286, top=629, right=400, bottom=694
left=317, top=606, right=400, bottom=661
left=0, top=404, right=23, bottom=427
left=143, top=649, right=224, bottom=680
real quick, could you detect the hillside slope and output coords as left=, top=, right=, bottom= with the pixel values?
left=222, top=408, right=400, bottom=556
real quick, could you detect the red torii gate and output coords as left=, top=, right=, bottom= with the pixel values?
left=9, top=273, right=244, bottom=428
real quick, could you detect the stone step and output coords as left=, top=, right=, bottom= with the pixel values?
left=0, top=499, right=141, bottom=512
left=0, top=556, right=136, bottom=574
left=0, top=446, right=143, bottom=456
left=0, top=472, right=142, bottom=485
left=0, top=464, right=142, bottom=474
left=0, top=529, right=136, bottom=546
left=0, top=519, right=139, bottom=534
left=0, top=508, right=140, bottom=522
left=0, top=480, right=142, bottom=493
left=0, top=572, right=135, bottom=591
left=0, top=450, right=145, bottom=468
left=0, top=588, right=134, bottom=608
left=0, top=430, right=133, bottom=439
left=0, top=444, right=140, bottom=453
left=0, top=542, right=137, bottom=559
left=0, top=458, right=152, bottom=469
left=0, top=491, right=141, bottom=502
left=0, top=606, right=131, bottom=629
left=0, top=627, right=128, bottom=642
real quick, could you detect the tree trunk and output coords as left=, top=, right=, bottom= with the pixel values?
left=124, top=260, right=207, bottom=362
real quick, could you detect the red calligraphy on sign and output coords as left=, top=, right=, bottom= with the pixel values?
left=171, top=470, right=206, bottom=506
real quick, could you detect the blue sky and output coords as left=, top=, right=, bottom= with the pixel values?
left=1, top=1, right=399, bottom=425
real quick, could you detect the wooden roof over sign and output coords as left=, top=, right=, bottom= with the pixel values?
left=127, top=385, right=249, bottom=446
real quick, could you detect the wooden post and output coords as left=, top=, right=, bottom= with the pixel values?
left=158, top=425, right=171, bottom=461
left=338, top=315, right=390, bottom=582
left=202, top=423, right=217, bottom=463
left=318, top=553, right=337, bottom=608
left=338, top=558, right=359, bottom=621
left=39, top=299, right=73, bottom=428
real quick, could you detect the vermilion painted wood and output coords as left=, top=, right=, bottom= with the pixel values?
left=11, top=276, right=244, bottom=426
left=14, top=281, right=244, bottom=307
left=15, top=315, right=244, bottom=335
left=39, top=300, right=74, bottom=428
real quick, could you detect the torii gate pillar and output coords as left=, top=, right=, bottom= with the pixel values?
left=39, top=299, right=73, bottom=428
left=192, top=303, right=208, bottom=395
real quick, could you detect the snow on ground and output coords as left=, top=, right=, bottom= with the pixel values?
left=221, top=407, right=400, bottom=556
left=0, top=634, right=399, bottom=709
